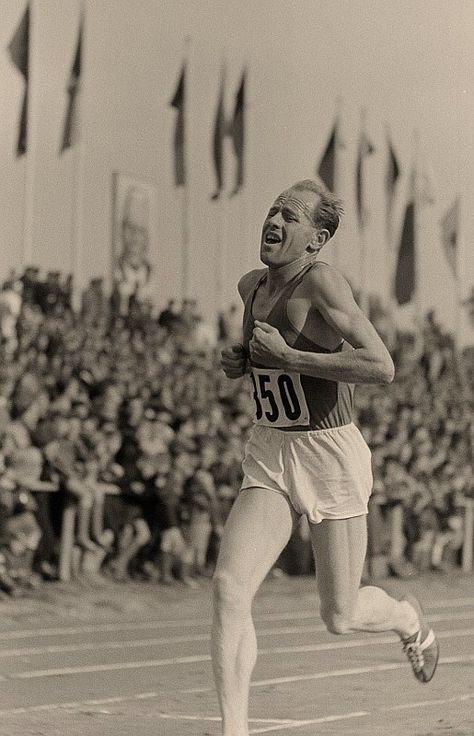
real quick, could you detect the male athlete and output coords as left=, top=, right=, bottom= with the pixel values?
left=212, top=179, right=438, bottom=736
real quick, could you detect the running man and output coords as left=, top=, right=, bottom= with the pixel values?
left=212, top=179, right=438, bottom=736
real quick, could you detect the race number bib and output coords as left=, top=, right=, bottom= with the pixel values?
left=250, top=368, right=310, bottom=428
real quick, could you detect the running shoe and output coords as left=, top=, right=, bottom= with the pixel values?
left=401, top=593, right=439, bottom=683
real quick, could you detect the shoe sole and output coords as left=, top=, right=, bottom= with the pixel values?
left=402, top=593, right=439, bottom=683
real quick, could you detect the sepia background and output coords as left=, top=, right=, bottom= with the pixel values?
left=1, top=3, right=474, bottom=735
left=0, top=0, right=473, bottom=330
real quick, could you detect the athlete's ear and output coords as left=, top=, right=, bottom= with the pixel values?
left=308, top=228, right=330, bottom=252
left=316, top=228, right=331, bottom=246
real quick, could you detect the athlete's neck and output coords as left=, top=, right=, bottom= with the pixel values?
left=267, top=252, right=318, bottom=292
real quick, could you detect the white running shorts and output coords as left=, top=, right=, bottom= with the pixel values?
left=241, top=422, right=373, bottom=524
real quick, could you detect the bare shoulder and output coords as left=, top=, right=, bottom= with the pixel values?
left=237, top=268, right=266, bottom=302
left=303, top=261, right=356, bottom=308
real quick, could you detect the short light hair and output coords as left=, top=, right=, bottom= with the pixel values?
left=291, top=179, right=344, bottom=238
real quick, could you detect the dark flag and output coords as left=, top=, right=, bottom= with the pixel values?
left=355, top=130, right=375, bottom=228
left=385, top=137, right=400, bottom=198
left=170, top=64, right=186, bottom=186
left=8, top=4, right=30, bottom=156
left=211, top=68, right=226, bottom=200
left=317, top=123, right=336, bottom=191
left=385, top=133, right=401, bottom=239
left=440, top=197, right=460, bottom=278
left=395, top=177, right=416, bottom=305
left=60, top=19, right=82, bottom=152
left=229, top=70, right=245, bottom=196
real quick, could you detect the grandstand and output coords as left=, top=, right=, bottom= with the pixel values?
left=0, top=272, right=473, bottom=594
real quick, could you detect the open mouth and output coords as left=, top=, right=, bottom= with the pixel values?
left=264, top=229, right=282, bottom=245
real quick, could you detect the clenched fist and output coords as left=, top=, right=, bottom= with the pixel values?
left=221, top=343, right=247, bottom=379
left=249, top=320, right=291, bottom=368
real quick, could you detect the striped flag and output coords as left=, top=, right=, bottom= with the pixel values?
left=8, top=4, right=30, bottom=156
left=355, top=126, right=375, bottom=228
left=395, top=170, right=416, bottom=305
left=440, top=198, right=460, bottom=278
left=211, top=67, right=226, bottom=200
left=317, top=122, right=337, bottom=192
left=229, top=70, right=246, bottom=196
left=60, top=18, right=82, bottom=152
left=170, top=64, right=186, bottom=186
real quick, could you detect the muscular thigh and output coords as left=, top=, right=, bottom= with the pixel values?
left=310, top=515, right=367, bottom=614
left=216, top=487, right=298, bottom=596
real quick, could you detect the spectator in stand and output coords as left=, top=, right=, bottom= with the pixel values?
left=0, top=268, right=472, bottom=594
left=190, top=315, right=218, bottom=352
left=20, top=267, right=40, bottom=306
left=218, top=304, right=241, bottom=343
left=181, top=468, right=223, bottom=580
left=158, top=299, right=181, bottom=333
left=82, top=278, right=107, bottom=328
left=0, top=276, right=23, bottom=356
left=0, top=447, right=56, bottom=591
left=102, top=403, right=152, bottom=581
left=140, top=465, right=185, bottom=585
left=37, top=271, right=63, bottom=315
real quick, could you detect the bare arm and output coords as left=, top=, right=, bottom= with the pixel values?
left=221, top=270, right=264, bottom=379
left=250, top=265, right=394, bottom=385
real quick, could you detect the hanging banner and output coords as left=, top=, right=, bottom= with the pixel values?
left=111, top=171, right=159, bottom=315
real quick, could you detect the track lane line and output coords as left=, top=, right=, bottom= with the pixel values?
left=0, top=596, right=472, bottom=641
left=250, top=653, right=474, bottom=689
left=6, top=634, right=474, bottom=681
left=1, top=688, right=473, bottom=729
left=247, top=692, right=474, bottom=734
left=185, top=653, right=474, bottom=693
left=248, top=712, right=369, bottom=733
left=1, top=612, right=472, bottom=658
left=158, top=715, right=297, bottom=724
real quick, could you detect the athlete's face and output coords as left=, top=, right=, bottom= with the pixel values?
left=260, top=188, right=320, bottom=267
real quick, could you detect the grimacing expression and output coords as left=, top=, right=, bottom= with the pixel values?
left=260, top=189, right=321, bottom=267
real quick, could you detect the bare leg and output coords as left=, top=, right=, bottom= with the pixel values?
left=212, top=488, right=298, bottom=736
left=110, top=520, right=151, bottom=581
left=310, top=515, right=419, bottom=638
left=159, top=551, right=175, bottom=584
left=76, top=500, right=99, bottom=553
left=90, top=487, right=112, bottom=547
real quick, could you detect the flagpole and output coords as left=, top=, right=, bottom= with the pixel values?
left=213, top=55, right=226, bottom=319
left=181, top=36, right=191, bottom=301
left=358, top=108, right=369, bottom=316
left=384, top=123, right=398, bottom=349
left=333, top=96, right=343, bottom=271
left=71, top=139, right=85, bottom=311
left=23, top=3, right=35, bottom=268
left=71, top=4, right=85, bottom=312
left=181, top=167, right=190, bottom=301
left=216, top=195, right=225, bottom=315
left=237, top=62, right=251, bottom=278
left=412, top=129, right=424, bottom=357
left=385, top=123, right=395, bottom=292
left=455, top=195, right=464, bottom=352
left=453, top=195, right=470, bottom=419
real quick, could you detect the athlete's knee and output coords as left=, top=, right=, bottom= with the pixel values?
left=212, top=569, right=252, bottom=615
left=320, top=604, right=353, bottom=635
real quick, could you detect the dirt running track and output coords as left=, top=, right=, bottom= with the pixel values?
left=0, top=573, right=473, bottom=736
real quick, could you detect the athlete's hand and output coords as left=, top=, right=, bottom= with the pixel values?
left=221, top=343, right=247, bottom=379
left=249, top=321, right=292, bottom=368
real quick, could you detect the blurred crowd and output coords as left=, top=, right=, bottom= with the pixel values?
left=0, top=270, right=472, bottom=597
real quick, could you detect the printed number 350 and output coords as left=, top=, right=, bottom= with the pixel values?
left=250, top=372, right=302, bottom=423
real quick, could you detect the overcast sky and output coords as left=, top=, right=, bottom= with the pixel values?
left=1, top=0, right=473, bottom=335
